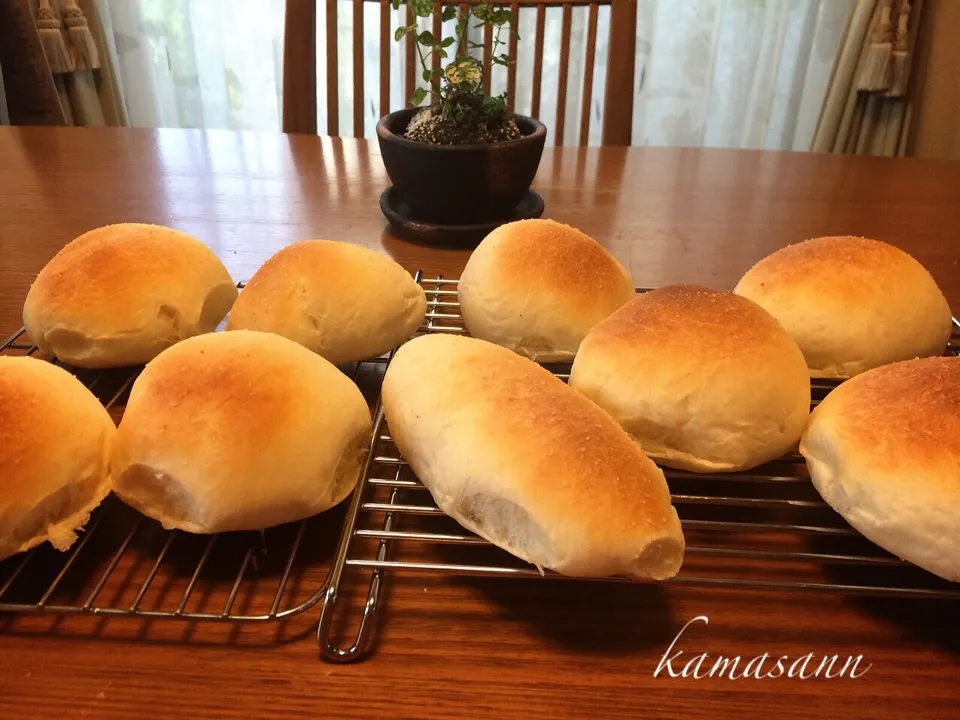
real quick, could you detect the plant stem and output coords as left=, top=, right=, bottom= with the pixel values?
left=456, top=5, right=472, bottom=59
left=412, top=30, right=438, bottom=102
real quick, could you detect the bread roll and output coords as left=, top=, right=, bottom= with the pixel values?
left=382, top=333, right=684, bottom=580
left=112, top=330, right=371, bottom=533
left=458, top=219, right=636, bottom=362
left=801, top=357, right=960, bottom=581
left=23, top=223, right=238, bottom=368
left=0, top=357, right=115, bottom=560
left=569, top=286, right=810, bottom=472
left=734, top=236, right=953, bottom=378
left=226, top=240, right=426, bottom=364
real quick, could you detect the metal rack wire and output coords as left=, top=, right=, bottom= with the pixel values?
left=317, top=277, right=960, bottom=663
left=0, top=296, right=391, bottom=623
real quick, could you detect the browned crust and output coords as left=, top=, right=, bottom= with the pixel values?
left=0, top=357, right=114, bottom=555
left=736, top=235, right=937, bottom=306
left=584, top=284, right=797, bottom=357
left=480, top=219, right=633, bottom=296
left=24, top=223, right=231, bottom=324
left=810, top=357, right=960, bottom=479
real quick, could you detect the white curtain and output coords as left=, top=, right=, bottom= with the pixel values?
left=99, top=0, right=854, bottom=149
left=633, top=0, right=855, bottom=150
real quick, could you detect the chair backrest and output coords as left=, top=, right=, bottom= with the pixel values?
left=283, top=0, right=636, bottom=145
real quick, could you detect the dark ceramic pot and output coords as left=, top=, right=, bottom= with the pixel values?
left=377, top=108, right=547, bottom=225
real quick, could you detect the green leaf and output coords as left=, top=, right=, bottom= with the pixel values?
left=440, top=36, right=455, bottom=47
left=422, top=68, right=432, bottom=82
left=432, top=68, right=444, bottom=77
left=441, top=4, right=457, bottom=21
left=467, top=40, right=484, bottom=49
left=410, top=87, right=428, bottom=106
left=394, top=26, right=407, bottom=42
left=409, top=0, right=433, bottom=17
left=417, top=30, right=434, bottom=45
left=437, top=48, right=448, bottom=59
left=391, top=0, right=402, bottom=9
left=501, top=9, right=516, bottom=25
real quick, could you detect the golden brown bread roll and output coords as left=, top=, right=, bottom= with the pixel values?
left=0, top=356, right=115, bottom=560
left=569, top=286, right=811, bottom=472
left=734, top=236, right=953, bottom=378
left=458, top=219, right=636, bottom=361
left=801, top=356, right=960, bottom=581
left=23, top=223, right=238, bottom=368
left=382, top=333, right=684, bottom=580
left=112, top=330, right=371, bottom=533
left=226, top=240, right=426, bottom=364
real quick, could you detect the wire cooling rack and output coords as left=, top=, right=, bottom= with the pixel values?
left=0, top=284, right=391, bottom=623
left=317, top=277, right=960, bottom=662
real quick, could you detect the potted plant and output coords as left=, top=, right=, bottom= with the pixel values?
left=378, top=0, right=547, bottom=233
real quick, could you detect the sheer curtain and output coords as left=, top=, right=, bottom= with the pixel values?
left=100, top=0, right=854, bottom=149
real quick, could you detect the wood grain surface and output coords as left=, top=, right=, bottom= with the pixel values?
left=1, top=126, right=959, bottom=720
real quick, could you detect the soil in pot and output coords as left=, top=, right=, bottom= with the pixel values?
left=404, top=92, right=522, bottom=145
left=406, top=108, right=521, bottom=144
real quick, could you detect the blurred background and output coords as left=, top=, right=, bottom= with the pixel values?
left=1, top=0, right=958, bottom=156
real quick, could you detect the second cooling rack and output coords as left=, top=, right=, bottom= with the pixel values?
left=316, top=276, right=960, bottom=663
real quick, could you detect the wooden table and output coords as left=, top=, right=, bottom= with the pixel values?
left=1, top=126, right=958, bottom=719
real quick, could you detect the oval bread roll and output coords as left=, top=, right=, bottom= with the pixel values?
left=23, top=223, right=238, bottom=368
left=734, top=236, right=953, bottom=378
left=0, top=357, right=115, bottom=560
left=801, top=357, right=960, bottom=581
left=226, top=240, right=426, bottom=364
left=569, top=286, right=811, bottom=472
left=458, top=219, right=636, bottom=362
left=112, top=330, right=372, bottom=533
left=382, top=333, right=685, bottom=580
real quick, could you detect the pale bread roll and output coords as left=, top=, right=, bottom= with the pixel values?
left=112, top=330, right=371, bottom=533
left=382, top=333, right=684, bottom=580
left=226, top=240, right=426, bottom=364
left=23, top=223, right=238, bottom=368
left=734, top=236, right=953, bottom=378
left=801, top=357, right=960, bottom=581
left=458, top=219, right=636, bottom=362
left=569, top=286, right=810, bottom=472
left=0, top=357, right=115, bottom=560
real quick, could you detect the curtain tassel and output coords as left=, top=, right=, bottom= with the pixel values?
left=36, top=0, right=74, bottom=74
left=62, top=0, right=101, bottom=71
left=886, top=0, right=912, bottom=98
left=858, top=0, right=894, bottom=91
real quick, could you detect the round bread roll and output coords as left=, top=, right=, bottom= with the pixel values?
left=112, top=330, right=371, bottom=533
left=23, top=223, right=238, bottom=368
left=0, top=356, right=115, bottom=560
left=569, top=286, right=810, bottom=472
left=734, top=236, right=953, bottom=378
left=226, top=240, right=426, bottom=365
left=458, top=219, right=636, bottom=362
left=801, top=357, right=960, bottom=581
left=382, top=333, right=684, bottom=580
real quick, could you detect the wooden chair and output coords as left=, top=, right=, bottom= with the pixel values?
left=283, top=0, right=636, bottom=145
